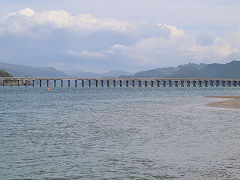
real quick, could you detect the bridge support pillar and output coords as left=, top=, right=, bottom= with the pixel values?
left=227, top=81, right=232, bottom=87
left=204, top=80, right=208, bottom=87
left=145, top=80, right=148, bottom=87
left=151, top=80, right=154, bottom=87
left=138, top=80, right=141, bottom=87
left=193, top=81, right=196, bottom=87
left=157, top=80, right=160, bottom=87
left=75, top=80, right=78, bottom=87
left=68, top=80, right=70, bottom=87
left=163, top=80, right=166, bottom=87
left=175, top=81, right=178, bottom=87
left=187, top=80, right=191, bottom=87
left=107, top=80, right=110, bottom=87
left=113, top=80, right=116, bottom=87
left=95, top=80, right=98, bottom=87
left=101, top=80, right=104, bottom=87
left=89, top=80, right=91, bottom=87
left=126, top=80, right=129, bottom=87
left=32, top=80, right=35, bottom=87
left=120, top=80, right=122, bottom=87
left=61, top=80, right=63, bottom=87
left=40, top=80, right=42, bottom=87
left=54, top=80, right=56, bottom=87
left=82, top=80, right=84, bottom=87
left=233, top=81, right=237, bottom=87
left=181, top=80, right=184, bottom=87
left=132, top=80, right=135, bottom=87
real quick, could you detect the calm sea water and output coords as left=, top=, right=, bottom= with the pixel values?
left=1, top=87, right=240, bottom=180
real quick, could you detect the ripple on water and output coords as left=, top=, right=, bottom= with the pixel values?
left=1, top=87, right=240, bottom=179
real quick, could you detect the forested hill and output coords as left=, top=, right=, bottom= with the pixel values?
left=0, top=70, right=13, bottom=77
left=126, top=61, right=240, bottom=78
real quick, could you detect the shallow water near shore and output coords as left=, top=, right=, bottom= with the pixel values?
left=1, top=87, right=240, bottom=179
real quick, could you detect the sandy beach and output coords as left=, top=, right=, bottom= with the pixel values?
left=205, top=96, right=240, bottom=109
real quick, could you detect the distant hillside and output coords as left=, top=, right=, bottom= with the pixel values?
left=67, top=70, right=132, bottom=78
left=0, top=62, right=68, bottom=77
left=0, top=70, right=13, bottom=77
left=128, top=61, right=240, bottom=78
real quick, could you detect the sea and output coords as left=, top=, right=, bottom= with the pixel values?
left=1, top=86, right=240, bottom=180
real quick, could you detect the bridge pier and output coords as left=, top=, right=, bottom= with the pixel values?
left=193, top=80, right=196, bottom=87
left=169, top=80, right=172, bottom=87
left=89, top=80, right=91, bottom=87
left=187, top=80, right=191, bottom=87
left=126, top=80, right=129, bottom=87
left=216, top=80, right=220, bottom=87
left=210, top=80, right=214, bottom=87
left=145, top=80, right=148, bottom=87
left=228, top=81, right=232, bottom=87
left=151, top=80, right=154, bottom=87
left=68, top=80, right=70, bottom=87
left=40, top=80, right=42, bottom=87
left=95, top=80, right=98, bottom=87
left=82, top=80, right=84, bottom=87
left=61, top=80, right=63, bottom=87
left=222, top=81, right=225, bottom=87
left=233, top=81, right=237, bottom=87
left=101, top=80, right=104, bottom=87
left=204, top=80, right=208, bottom=87
left=175, top=81, right=178, bottom=87
left=132, top=80, right=135, bottom=87
left=75, top=80, right=78, bottom=87
left=163, top=80, right=166, bottom=87
left=181, top=80, right=184, bottom=87
left=138, top=80, right=141, bottom=87
left=107, top=80, right=110, bottom=87
left=113, top=80, right=116, bottom=87
left=157, top=80, right=160, bottom=87
left=54, top=80, right=56, bottom=87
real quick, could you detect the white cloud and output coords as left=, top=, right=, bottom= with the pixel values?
left=0, top=8, right=134, bottom=36
left=99, top=25, right=239, bottom=66
left=1, top=8, right=240, bottom=70
left=66, top=50, right=107, bottom=58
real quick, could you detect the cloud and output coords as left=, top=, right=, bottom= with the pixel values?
left=66, top=50, right=107, bottom=58
left=75, top=24, right=239, bottom=67
left=0, top=8, right=134, bottom=36
left=0, top=8, right=240, bottom=72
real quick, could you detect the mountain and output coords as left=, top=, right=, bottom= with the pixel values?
left=0, top=62, right=68, bottom=77
left=128, top=61, right=240, bottom=78
left=67, top=70, right=132, bottom=78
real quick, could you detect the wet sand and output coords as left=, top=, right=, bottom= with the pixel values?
left=205, top=96, right=240, bottom=109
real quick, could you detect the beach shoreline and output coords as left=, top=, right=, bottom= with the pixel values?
left=205, top=96, right=240, bottom=109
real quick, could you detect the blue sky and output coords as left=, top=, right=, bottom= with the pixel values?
left=1, top=0, right=240, bottom=73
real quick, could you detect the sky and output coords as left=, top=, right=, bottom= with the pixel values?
left=1, top=0, right=240, bottom=73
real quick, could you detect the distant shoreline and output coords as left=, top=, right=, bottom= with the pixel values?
left=205, top=96, right=240, bottom=109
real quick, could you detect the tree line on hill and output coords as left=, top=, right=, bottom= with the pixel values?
left=0, top=70, right=12, bottom=77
